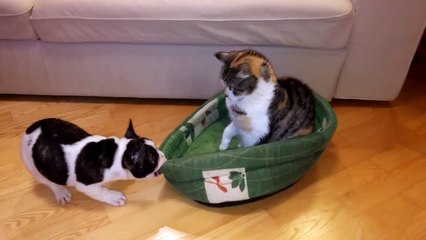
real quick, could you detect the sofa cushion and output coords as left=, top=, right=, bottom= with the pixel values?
left=31, top=0, right=353, bottom=49
left=0, top=0, right=37, bottom=40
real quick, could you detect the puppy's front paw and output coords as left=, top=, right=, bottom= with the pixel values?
left=53, top=187, right=72, bottom=205
left=104, top=190, right=127, bottom=207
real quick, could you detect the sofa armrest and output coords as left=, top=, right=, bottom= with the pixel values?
left=335, top=0, right=426, bottom=100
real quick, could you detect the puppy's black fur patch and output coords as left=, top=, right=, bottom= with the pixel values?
left=28, top=118, right=90, bottom=185
left=26, top=118, right=90, bottom=143
left=76, top=139, right=118, bottom=185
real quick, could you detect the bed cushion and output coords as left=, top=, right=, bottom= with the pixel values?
left=31, top=0, right=354, bottom=49
left=0, top=0, right=37, bottom=40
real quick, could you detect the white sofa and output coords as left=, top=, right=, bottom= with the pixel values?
left=0, top=0, right=425, bottom=100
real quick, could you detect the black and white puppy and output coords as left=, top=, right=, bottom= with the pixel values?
left=21, top=118, right=166, bottom=206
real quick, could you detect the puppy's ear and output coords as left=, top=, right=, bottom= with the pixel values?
left=124, top=119, right=139, bottom=139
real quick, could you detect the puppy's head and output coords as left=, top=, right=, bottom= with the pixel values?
left=122, top=120, right=166, bottom=179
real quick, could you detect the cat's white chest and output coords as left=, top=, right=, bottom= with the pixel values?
left=227, top=101, right=254, bottom=132
left=225, top=80, right=275, bottom=134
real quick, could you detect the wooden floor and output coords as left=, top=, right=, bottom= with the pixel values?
left=0, top=58, right=425, bottom=240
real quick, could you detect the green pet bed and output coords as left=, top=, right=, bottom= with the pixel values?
left=160, top=91, right=337, bottom=205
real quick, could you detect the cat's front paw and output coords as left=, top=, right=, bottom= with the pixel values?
left=219, top=142, right=229, bottom=151
left=104, top=190, right=127, bottom=207
left=219, top=144, right=228, bottom=151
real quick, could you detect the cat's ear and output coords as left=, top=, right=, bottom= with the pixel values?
left=124, top=119, right=139, bottom=139
left=260, top=62, right=271, bottom=80
left=215, top=51, right=235, bottom=64
left=240, top=63, right=251, bottom=77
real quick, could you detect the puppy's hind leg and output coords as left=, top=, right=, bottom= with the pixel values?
left=75, top=183, right=127, bottom=207
left=27, top=168, right=72, bottom=205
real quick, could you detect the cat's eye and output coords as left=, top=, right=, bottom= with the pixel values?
left=236, top=71, right=250, bottom=79
left=230, top=87, right=244, bottom=94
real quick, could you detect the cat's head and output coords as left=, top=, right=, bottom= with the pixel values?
left=122, top=120, right=166, bottom=179
left=215, top=49, right=277, bottom=99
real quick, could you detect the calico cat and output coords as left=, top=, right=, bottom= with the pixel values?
left=215, top=49, right=315, bottom=150
left=21, top=118, right=166, bottom=206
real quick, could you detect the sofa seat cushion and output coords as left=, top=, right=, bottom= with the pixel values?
left=31, top=0, right=353, bottom=49
left=0, top=0, right=37, bottom=40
